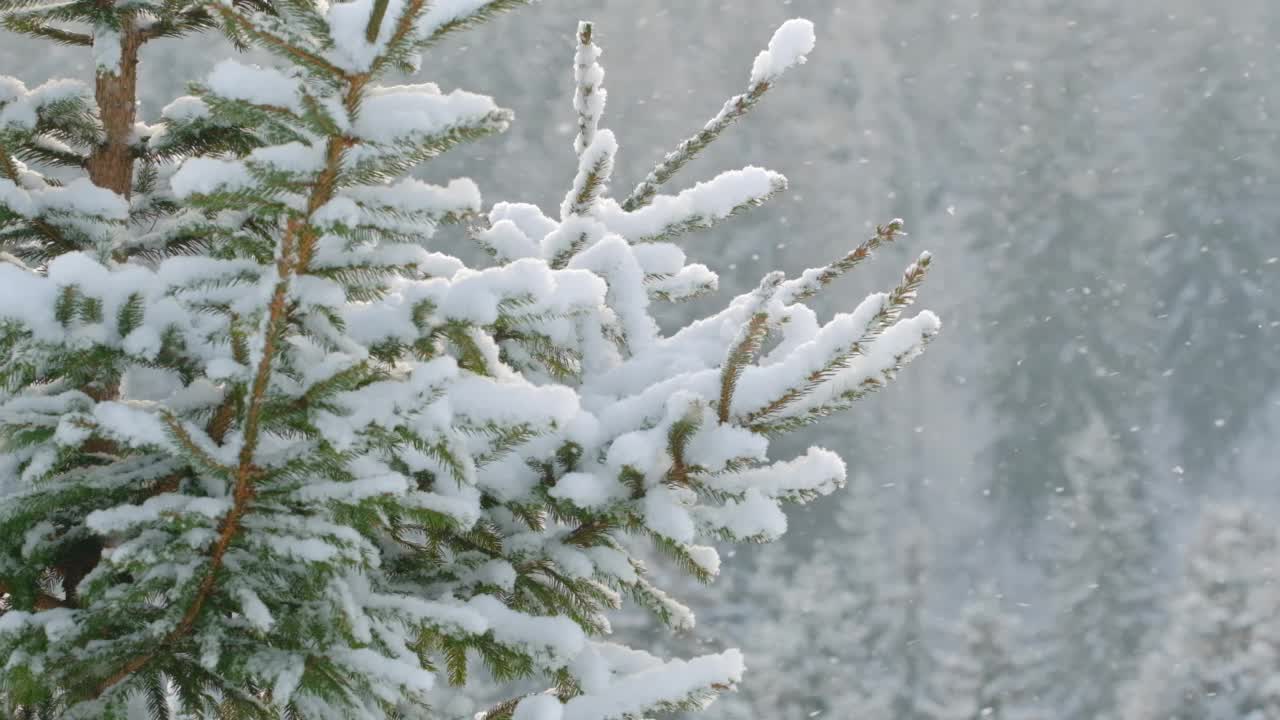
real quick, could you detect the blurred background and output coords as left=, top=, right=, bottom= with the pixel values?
left=5, top=1, right=1279, bottom=717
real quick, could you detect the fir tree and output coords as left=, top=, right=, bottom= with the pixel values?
left=871, top=523, right=933, bottom=720
left=962, top=0, right=1159, bottom=527
left=1144, top=10, right=1280, bottom=480
left=1124, top=505, right=1280, bottom=720
left=1030, top=415, right=1161, bottom=720
left=0, top=4, right=941, bottom=719
left=923, top=585, right=1038, bottom=720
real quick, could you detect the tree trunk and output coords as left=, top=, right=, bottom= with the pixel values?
left=85, top=21, right=141, bottom=198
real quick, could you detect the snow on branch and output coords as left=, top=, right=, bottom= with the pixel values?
left=573, top=21, right=607, bottom=156
left=414, top=0, right=533, bottom=49
left=749, top=18, right=817, bottom=84
left=598, top=166, right=786, bottom=243
left=561, top=129, right=617, bottom=220
left=777, top=218, right=907, bottom=305
left=621, top=18, right=815, bottom=211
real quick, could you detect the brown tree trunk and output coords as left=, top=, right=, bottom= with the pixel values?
left=85, top=21, right=141, bottom=199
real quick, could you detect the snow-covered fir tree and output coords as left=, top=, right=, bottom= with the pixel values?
left=0, top=2, right=942, bottom=718
left=1143, top=7, right=1280, bottom=480
left=923, top=585, right=1038, bottom=720
left=1029, top=415, right=1161, bottom=720
left=1123, top=504, right=1280, bottom=720
left=870, top=522, right=934, bottom=720
left=963, top=0, right=1159, bottom=529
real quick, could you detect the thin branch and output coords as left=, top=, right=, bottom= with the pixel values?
left=718, top=272, right=783, bottom=423
left=621, top=81, right=769, bottom=212
left=1, top=18, right=92, bottom=45
left=777, top=219, right=906, bottom=305
left=1, top=137, right=77, bottom=254
left=365, top=0, right=391, bottom=42
left=215, top=5, right=349, bottom=79
left=743, top=253, right=933, bottom=427
left=572, top=21, right=604, bottom=156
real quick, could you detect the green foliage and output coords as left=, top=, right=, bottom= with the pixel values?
left=0, top=3, right=939, bottom=718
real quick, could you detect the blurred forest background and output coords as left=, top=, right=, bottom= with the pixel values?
left=4, top=1, right=1279, bottom=717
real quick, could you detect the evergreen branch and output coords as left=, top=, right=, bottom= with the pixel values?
left=414, top=0, right=531, bottom=49
left=474, top=422, right=542, bottom=466
left=749, top=330, right=939, bottom=436
left=0, top=16, right=92, bottom=44
left=719, top=272, right=783, bottom=423
left=742, top=254, right=932, bottom=427
left=572, top=21, right=605, bottom=157
left=621, top=82, right=770, bottom=212
left=646, top=531, right=715, bottom=585
left=90, top=69, right=364, bottom=702
left=625, top=572, right=693, bottom=630
left=632, top=173, right=786, bottom=244
left=213, top=4, right=348, bottom=80
left=622, top=20, right=812, bottom=211
left=136, top=7, right=220, bottom=42
left=88, top=235, right=296, bottom=697
left=367, top=0, right=425, bottom=75
left=364, top=0, right=390, bottom=42
left=476, top=694, right=524, bottom=720
left=549, top=230, right=588, bottom=271
left=777, top=218, right=906, bottom=305
left=161, top=413, right=234, bottom=477
left=665, top=409, right=703, bottom=488
left=564, top=518, right=616, bottom=548
left=0, top=142, right=77, bottom=257
left=0, top=579, right=70, bottom=610
left=13, top=140, right=88, bottom=169
left=561, top=137, right=613, bottom=219
left=0, top=142, right=23, bottom=182
left=0, top=0, right=62, bottom=10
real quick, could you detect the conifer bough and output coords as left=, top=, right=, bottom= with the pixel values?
left=0, top=2, right=940, bottom=717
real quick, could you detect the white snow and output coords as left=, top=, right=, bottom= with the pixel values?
left=468, top=594, right=586, bottom=665
left=206, top=59, right=303, bottom=113
left=335, top=647, right=434, bottom=698
left=0, top=78, right=84, bottom=130
left=236, top=587, right=275, bottom=631
left=91, top=401, right=177, bottom=450
left=325, top=0, right=407, bottom=72
left=0, top=177, right=129, bottom=220
left=696, top=487, right=788, bottom=542
left=562, top=649, right=745, bottom=720
left=594, top=166, right=784, bottom=241
left=355, top=85, right=501, bottom=143
left=749, top=18, right=817, bottom=85
left=160, top=95, right=210, bottom=121
left=92, top=24, right=123, bottom=74
left=416, top=0, right=498, bottom=42
left=248, top=142, right=326, bottom=174
left=711, top=447, right=847, bottom=502
left=562, top=129, right=616, bottom=219
left=549, top=471, right=625, bottom=510
left=170, top=158, right=253, bottom=199
left=514, top=695, right=564, bottom=720
left=86, top=493, right=232, bottom=535
left=573, top=22, right=607, bottom=156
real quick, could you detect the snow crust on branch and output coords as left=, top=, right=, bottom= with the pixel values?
left=749, top=18, right=817, bottom=84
